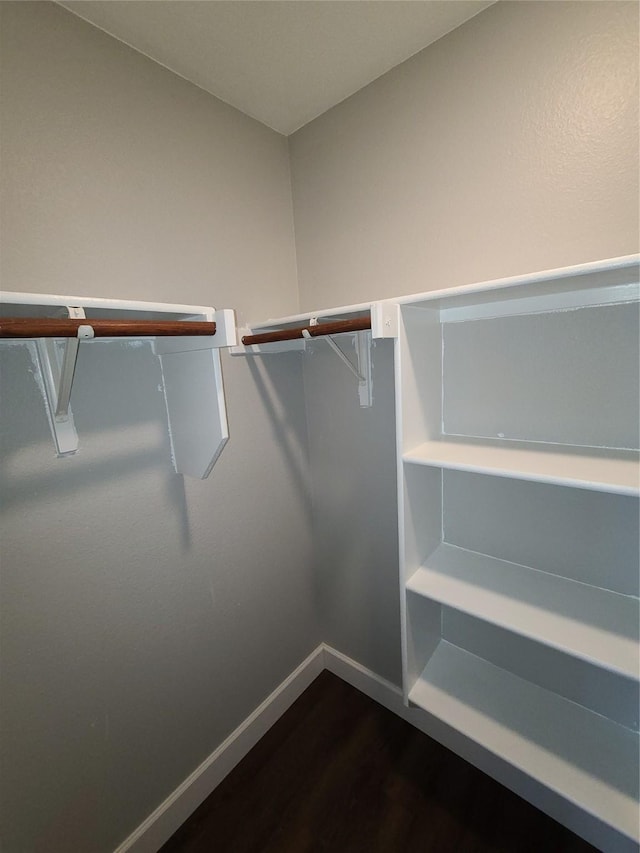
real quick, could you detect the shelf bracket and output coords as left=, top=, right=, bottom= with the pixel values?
left=303, top=321, right=373, bottom=407
left=35, top=306, right=89, bottom=456
left=152, top=309, right=232, bottom=479
left=355, top=329, right=373, bottom=408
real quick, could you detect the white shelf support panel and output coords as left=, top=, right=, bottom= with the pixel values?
left=0, top=292, right=237, bottom=479
left=354, top=329, right=373, bottom=408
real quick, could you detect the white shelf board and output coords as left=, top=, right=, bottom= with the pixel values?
left=409, top=642, right=640, bottom=842
left=248, top=304, right=372, bottom=330
left=0, top=290, right=215, bottom=317
left=397, top=253, right=639, bottom=312
left=407, top=544, right=639, bottom=680
left=403, top=438, right=640, bottom=496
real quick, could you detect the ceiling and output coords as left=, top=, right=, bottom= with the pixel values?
left=59, top=1, right=495, bottom=135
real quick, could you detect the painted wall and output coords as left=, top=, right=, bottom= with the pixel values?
left=290, top=1, right=639, bottom=309
left=292, top=1, right=639, bottom=683
left=0, top=4, right=319, bottom=851
left=302, top=338, right=400, bottom=685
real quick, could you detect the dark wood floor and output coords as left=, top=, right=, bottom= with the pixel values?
left=160, top=670, right=597, bottom=853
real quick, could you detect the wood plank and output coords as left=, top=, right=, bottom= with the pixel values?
left=160, top=671, right=596, bottom=853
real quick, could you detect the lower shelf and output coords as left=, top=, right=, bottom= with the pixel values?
left=403, top=438, right=640, bottom=496
left=409, top=641, right=640, bottom=842
left=406, top=543, right=639, bottom=679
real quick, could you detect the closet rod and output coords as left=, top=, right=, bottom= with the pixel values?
left=0, top=318, right=216, bottom=338
left=242, top=315, right=371, bottom=346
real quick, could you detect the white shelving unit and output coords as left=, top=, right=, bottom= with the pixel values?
left=0, top=291, right=236, bottom=478
left=397, top=255, right=640, bottom=852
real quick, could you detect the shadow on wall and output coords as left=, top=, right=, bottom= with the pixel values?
left=242, top=351, right=313, bottom=524
left=0, top=340, right=191, bottom=547
left=301, top=335, right=402, bottom=685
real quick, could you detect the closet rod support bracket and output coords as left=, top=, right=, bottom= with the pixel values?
left=54, top=324, right=94, bottom=420
left=355, top=330, right=373, bottom=407
left=302, top=326, right=373, bottom=407
left=36, top=306, right=86, bottom=455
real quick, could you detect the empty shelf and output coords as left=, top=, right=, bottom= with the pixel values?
left=403, top=439, right=640, bottom=496
left=409, top=642, right=640, bottom=842
left=407, top=544, right=639, bottom=680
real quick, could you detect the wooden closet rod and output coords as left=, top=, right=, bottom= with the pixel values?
left=0, top=318, right=216, bottom=338
left=242, top=315, right=371, bottom=346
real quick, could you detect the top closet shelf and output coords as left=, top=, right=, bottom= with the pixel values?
left=403, top=438, right=640, bottom=497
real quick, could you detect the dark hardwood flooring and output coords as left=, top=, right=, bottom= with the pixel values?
left=160, top=670, right=597, bottom=853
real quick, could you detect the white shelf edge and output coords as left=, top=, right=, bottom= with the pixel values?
left=403, top=439, right=640, bottom=497
left=242, top=253, right=639, bottom=331
left=409, top=641, right=640, bottom=842
left=248, top=304, right=373, bottom=330
left=406, top=543, right=639, bottom=681
left=0, top=290, right=216, bottom=316
left=397, top=253, right=639, bottom=310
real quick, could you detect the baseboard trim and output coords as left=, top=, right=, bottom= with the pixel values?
left=114, top=645, right=325, bottom=853
left=323, top=648, right=634, bottom=853
left=114, top=645, right=405, bottom=853
left=321, top=645, right=405, bottom=715
left=113, top=645, right=629, bottom=853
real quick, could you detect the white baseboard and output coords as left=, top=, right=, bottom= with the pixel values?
left=113, top=644, right=401, bottom=853
left=323, top=647, right=634, bottom=853
left=114, top=645, right=325, bottom=853
left=322, top=645, right=405, bottom=714
left=113, top=644, right=631, bottom=853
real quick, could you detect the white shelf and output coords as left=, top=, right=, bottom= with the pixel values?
left=398, top=253, right=639, bottom=312
left=403, top=438, right=640, bottom=497
left=407, top=543, right=639, bottom=680
left=0, top=290, right=236, bottom=478
left=409, top=642, right=640, bottom=843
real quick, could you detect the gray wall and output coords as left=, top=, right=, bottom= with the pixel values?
left=302, top=338, right=400, bottom=685
left=0, top=4, right=319, bottom=852
left=290, top=1, right=639, bottom=309
left=291, top=1, right=639, bottom=683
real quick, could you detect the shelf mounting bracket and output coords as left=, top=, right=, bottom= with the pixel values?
left=35, top=306, right=89, bottom=456
left=303, top=321, right=373, bottom=407
left=354, top=329, right=373, bottom=408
